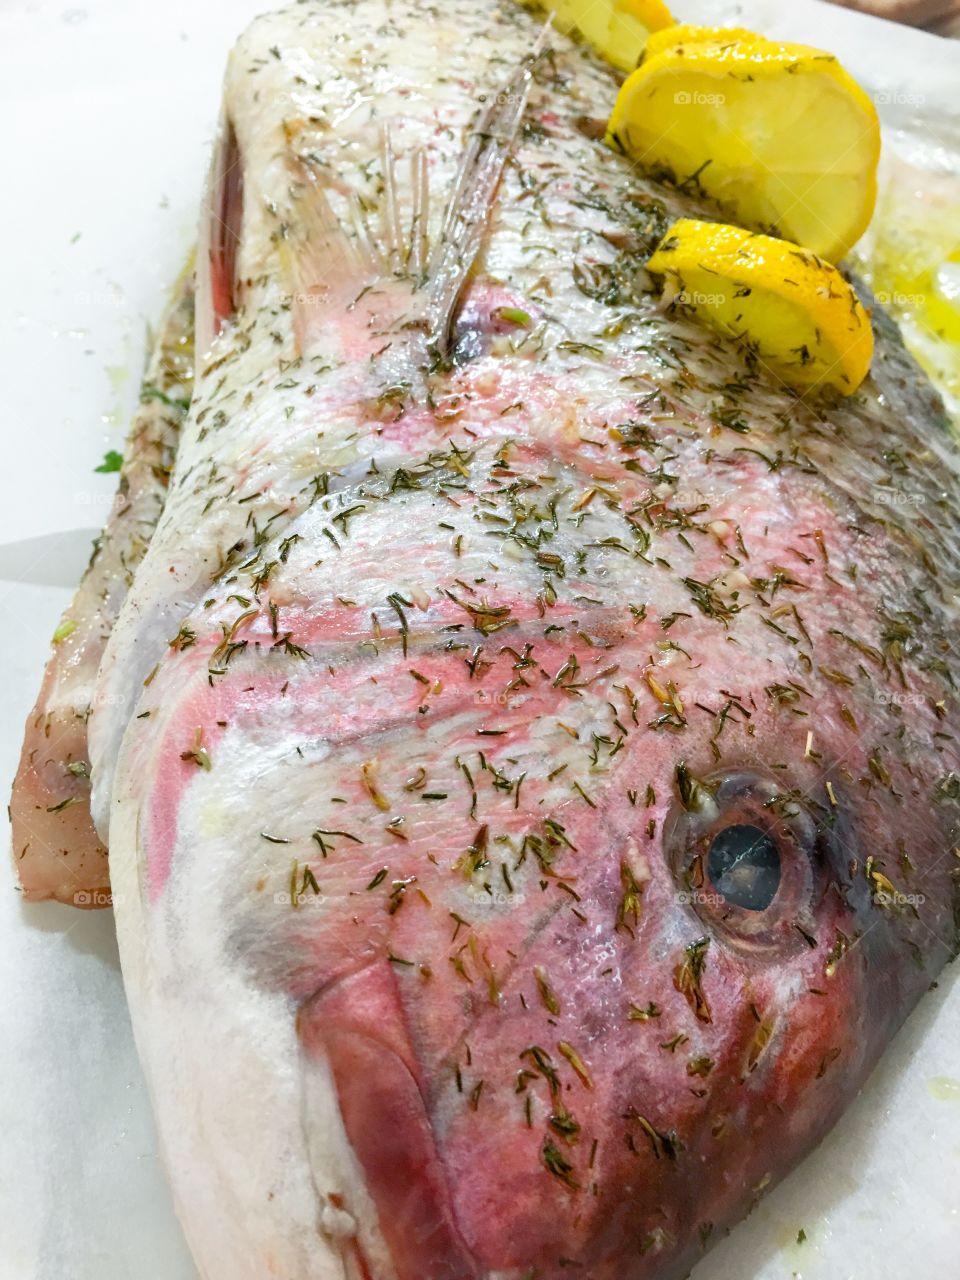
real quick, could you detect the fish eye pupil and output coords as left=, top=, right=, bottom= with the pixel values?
left=706, top=823, right=781, bottom=912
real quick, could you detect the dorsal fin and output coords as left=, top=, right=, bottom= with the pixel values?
left=424, top=19, right=550, bottom=355
left=283, top=19, right=551, bottom=380
left=280, top=166, right=374, bottom=356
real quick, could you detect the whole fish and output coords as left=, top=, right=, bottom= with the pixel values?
left=75, top=0, right=960, bottom=1277
left=9, top=275, right=193, bottom=906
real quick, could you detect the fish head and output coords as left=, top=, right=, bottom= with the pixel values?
left=138, top=497, right=954, bottom=1279
left=273, top=581, right=959, bottom=1280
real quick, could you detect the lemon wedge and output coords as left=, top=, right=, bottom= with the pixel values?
left=607, top=34, right=880, bottom=263
left=647, top=219, right=874, bottom=394
left=533, top=0, right=674, bottom=72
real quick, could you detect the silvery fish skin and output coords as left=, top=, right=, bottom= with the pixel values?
left=84, top=1, right=960, bottom=1277
left=9, top=277, right=192, bottom=907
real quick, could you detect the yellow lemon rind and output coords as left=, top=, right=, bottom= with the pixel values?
left=647, top=219, right=874, bottom=394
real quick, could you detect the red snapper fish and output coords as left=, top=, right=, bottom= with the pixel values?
left=26, top=0, right=960, bottom=1277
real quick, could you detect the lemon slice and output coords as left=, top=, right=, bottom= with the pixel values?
left=531, top=0, right=674, bottom=72
left=608, top=35, right=880, bottom=263
left=647, top=219, right=874, bottom=394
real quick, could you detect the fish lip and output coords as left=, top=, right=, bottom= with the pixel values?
left=300, top=966, right=484, bottom=1280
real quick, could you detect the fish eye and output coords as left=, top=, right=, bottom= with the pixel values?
left=706, top=823, right=781, bottom=912
left=665, top=767, right=826, bottom=951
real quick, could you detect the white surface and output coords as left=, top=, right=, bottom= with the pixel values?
left=0, top=2, right=958, bottom=1279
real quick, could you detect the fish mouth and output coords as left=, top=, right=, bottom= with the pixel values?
left=299, top=963, right=484, bottom=1280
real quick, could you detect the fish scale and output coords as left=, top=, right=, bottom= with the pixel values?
left=17, top=0, right=960, bottom=1277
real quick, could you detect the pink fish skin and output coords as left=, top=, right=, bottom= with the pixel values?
left=9, top=277, right=192, bottom=906
left=79, top=1, right=960, bottom=1278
